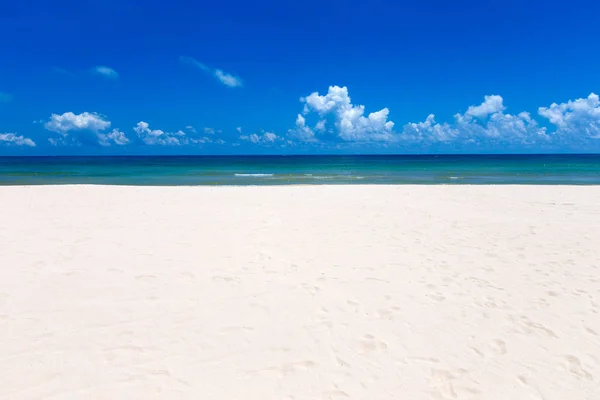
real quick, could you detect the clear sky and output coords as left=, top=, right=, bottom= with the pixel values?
left=1, top=0, right=600, bottom=155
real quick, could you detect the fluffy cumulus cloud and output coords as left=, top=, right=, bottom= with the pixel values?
left=92, top=66, right=119, bottom=79
left=44, top=112, right=129, bottom=146
left=99, top=129, right=129, bottom=146
left=288, top=86, right=600, bottom=149
left=134, top=121, right=185, bottom=146
left=45, top=112, right=111, bottom=133
left=180, top=56, right=243, bottom=88
left=133, top=121, right=222, bottom=146
left=290, top=86, right=395, bottom=142
left=203, top=127, right=222, bottom=135
left=0, top=133, right=36, bottom=147
left=464, top=95, right=505, bottom=119
left=240, top=131, right=282, bottom=145
left=539, top=93, right=600, bottom=139
left=400, top=95, right=548, bottom=147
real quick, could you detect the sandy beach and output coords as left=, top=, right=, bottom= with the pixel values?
left=1, top=185, right=599, bottom=399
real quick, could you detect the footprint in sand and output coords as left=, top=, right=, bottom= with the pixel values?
left=489, top=339, right=507, bottom=355
left=563, top=355, right=593, bottom=381
left=358, top=334, right=388, bottom=353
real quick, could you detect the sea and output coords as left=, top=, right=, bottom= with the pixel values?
left=0, top=154, right=599, bottom=185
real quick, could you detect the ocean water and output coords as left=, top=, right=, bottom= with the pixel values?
left=0, top=155, right=599, bottom=185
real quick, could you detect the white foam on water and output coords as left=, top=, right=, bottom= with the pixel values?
left=234, top=173, right=274, bottom=177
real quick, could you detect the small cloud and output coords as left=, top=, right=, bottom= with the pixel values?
left=92, top=66, right=119, bottom=79
left=0, top=92, right=12, bottom=103
left=134, top=121, right=186, bottom=146
left=236, top=126, right=242, bottom=133
left=0, top=133, right=36, bottom=147
left=464, top=95, right=505, bottom=119
left=186, top=125, right=197, bottom=134
left=204, top=127, right=216, bottom=135
left=240, top=131, right=282, bottom=145
left=99, top=129, right=129, bottom=146
left=179, top=56, right=210, bottom=71
left=214, top=69, right=243, bottom=88
left=180, top=56, right=243, bottom=88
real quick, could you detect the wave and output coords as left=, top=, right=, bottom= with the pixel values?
left=234, top=173, right=274, bottom=177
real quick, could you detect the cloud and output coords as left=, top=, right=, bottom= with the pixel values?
left=45, top=112, right=111, bottom=134
left=44, top=112, right=128, bottom=146
left=236, top=127, right=242, bottom=133
left=214, top=69, right=242, bottom=88
left=0, top=133, right=36, bottom=147
left=134, top=121, right=184, bottom=146
left=186, top=125, right=197, bottom=134
left=92, top=66, right=119, bottom=79
left=133, top=121, right=225, bottom=146
left=0, top=92, right=12, bottom=103
left=99, top=129, right=129, bottom=146
left=289, top=114, right=317, bottom=142
left=286, top=86, right=570, bottom=149
left=180, top=56, right=243, bottom=88
left=291, top=86, right=396, bottom=142
left=241, top=131, right=282, bottom=145
left=401, top=95, right=548, bottom=146
left=464, top=95, right=505, bottom=119
left=539, top=93, right=600, bottom=139
left=204, top=127, right=215, bottom=135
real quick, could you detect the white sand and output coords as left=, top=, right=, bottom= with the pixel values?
left=1, top=185, right=599, bottom=399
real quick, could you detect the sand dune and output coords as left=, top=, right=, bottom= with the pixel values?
left=1, top=185, right=599, bottom=399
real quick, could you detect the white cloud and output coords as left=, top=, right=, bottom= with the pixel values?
left=179, top=56, right=210, bottom=71
left=134, top=121, right=182, bottom=146
left=241, top=131, right=282, bottom=145
left=45, top=111, right=111, bottom=134
left=400, top=95, right=548, bottom=146
left=0, top=92, right=12, bottom=103
left=288, top=114, right=317, bottom=142
left=99, top=129, right=129, bottom=146
left=538, top=93, right=600, bottom=139
left=315, top=119, right=326, bottom=132
left=294, top=86, right=396, bottom=142
left=93, top=66, right=119, bottom=79
left=180, top=56, right=243, bottom=88
left=44, top=111, right=129, bottom=146
left=134, top=122, right=226, bottom=146
left=214, top=69, right=243, bottom=88
left=464, top=95, right=505, bottom=119
left=0, top=133, right=36, bottom=147
left=236, top=126, right=242, bottom=133
left=401, top=114, right=458, bottom=143
left=204, top=127, right=216, bottom=135
left=262, top=132, right=279, bottom=143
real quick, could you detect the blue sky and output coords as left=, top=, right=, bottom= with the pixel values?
left=1, top=0, right=600, bottom=155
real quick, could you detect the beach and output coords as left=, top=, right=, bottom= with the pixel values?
left=1, top=184, right=599, bottom=399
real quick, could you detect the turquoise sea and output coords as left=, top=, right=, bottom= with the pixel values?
left=0, top=155, right=599, bottom=185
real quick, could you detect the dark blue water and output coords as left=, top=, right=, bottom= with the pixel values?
left=0, top=155, right=599, bottom=185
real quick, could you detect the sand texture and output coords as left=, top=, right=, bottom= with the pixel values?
left=1, top=185, right=599, bottom=399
